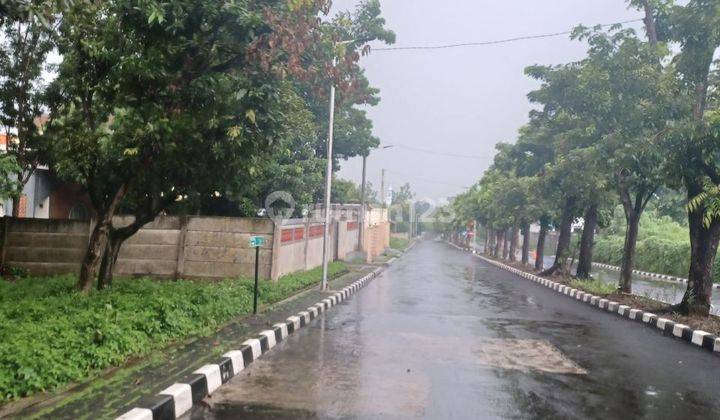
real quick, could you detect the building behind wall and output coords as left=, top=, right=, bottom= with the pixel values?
left=0, top=169, right=92, bottom=220
left=2, top=124, right=92, bottom=220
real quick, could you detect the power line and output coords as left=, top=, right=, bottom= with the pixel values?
left=373, top=18, right=644, bottom=51
left=384, top=168, right=470, bottom=190
left=388, top=143, right=493, bottom=160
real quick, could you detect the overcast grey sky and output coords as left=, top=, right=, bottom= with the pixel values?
left=333, top=0, right=644, bottom=202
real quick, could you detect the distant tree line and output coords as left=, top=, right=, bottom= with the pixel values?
left=447, top=0, right=720, bottom=316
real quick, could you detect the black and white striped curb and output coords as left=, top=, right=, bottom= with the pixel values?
left=405, top=240, right=418, bottom=252
left=588, top=261, right=720, bottom=290
left=116, top=266, right=386, bottom=420
left=446, top=242, right=720, bottom=357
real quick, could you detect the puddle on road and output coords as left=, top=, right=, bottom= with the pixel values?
left=395, top=333, right=586, bottom=375
left=473, top=338, right=587, bottom=375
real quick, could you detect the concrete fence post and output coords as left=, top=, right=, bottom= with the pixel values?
left=174, top=215, right=189, bottom=280
left=303, top=217, right=311, bottom=271
left=270, top=220, right=282, bottom=281
left=335, top=221, right=341, bottom=261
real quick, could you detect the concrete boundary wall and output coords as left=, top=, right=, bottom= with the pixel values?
left=0, top=218, right=88, bottom=276
left=273, top=220, right=359, bottom=278
left=0, top=216, right=370, bottom=281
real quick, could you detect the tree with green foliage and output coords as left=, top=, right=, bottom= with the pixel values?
left=0, top=154, right=21, bottom=204
left=160, top=0, right=394, bottom=221
left=0, top=0, right=56, bottom=215
left=651, top=0, right=720, bottom=315
left=298, top=0, right=395, bottom=166
left=331, top=177, right=378, bottom=204
left=392, top=182, right=414, bottom=205
left=48, top=0, right=342, bottom=291
left=509, top=122, right=557, bottom=269
left=562, top=26, right=675, bottom=284
left=524, top=60, right=611, bottom=276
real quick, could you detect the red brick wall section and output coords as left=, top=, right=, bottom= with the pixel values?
left=347, top=221, right=358, bottom=231
left=281, top=227, right=307, bottom=244
left=294, top=227, right=304, bottom=241
left=17, top=195, right=27, bottom=217
left=281, top=228, right=294, bottom=243
left=365, top=221, right=391, bottom=261
left=49, top=182, right=94, bottom=219
left=309, top=225, right=324, bottom=238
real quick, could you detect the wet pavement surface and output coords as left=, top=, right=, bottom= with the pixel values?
left=187, top=241, right=720, bottom=419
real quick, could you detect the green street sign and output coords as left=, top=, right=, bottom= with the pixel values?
left=248, top=236, right=265, bottom=248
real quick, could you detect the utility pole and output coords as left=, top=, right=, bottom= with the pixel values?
left=321, top=40, right=354, bottom=291
left=380, top=169, right=385, bottom=208
left=320, top=60, right=338, bottom=291
left=472, top=219, right=477, bottom=254
left=409, top=202, right=414, bottom=238
left=359, top=154, right=367, bottom=252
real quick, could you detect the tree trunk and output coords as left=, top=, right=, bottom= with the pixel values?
left=494, top=230, right=503, bottom=257
left=521, top=223, right=530, bottom=265
left=576, top=204, right=598, bottom=279
left=483, top=227, right=492, bottom=255
left=535, top=220, right=548, bottom=271
left=97, top=232, right=124, bottom=290
left=619, top=211, right=641, bottom=293
left=78, top=217, right=111, bottom=292
left=11, top=195, right=21, bottom=217
left=676, top=182, right=720, bottom=315
left=508, top=226, right=519, bottom=262
left=541, top=201, right=573, bottom=276
left=502, top=229, right=510, bottom=260
left=77, top=185, right=127, bottom=292
left=640, top=0, right=658, bottom=45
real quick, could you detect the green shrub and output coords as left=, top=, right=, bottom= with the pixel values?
left=569, top=279, right=616, bottom=296
left=594, top=208, right=720, bottom=282
left=0, top=265, right=29, bottom=279
left=0, top=262, right=346, bottom=402
left=389, top=237, right=410, bottom=251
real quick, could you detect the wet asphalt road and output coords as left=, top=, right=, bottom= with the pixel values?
left=187, top=240, right=720, bottom=419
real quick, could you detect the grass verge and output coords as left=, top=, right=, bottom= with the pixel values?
left=389, top=237, right=410, bottom=251
left=0, top=262, right=346, bottom=403
left=568, top=279, right=617, bottom=296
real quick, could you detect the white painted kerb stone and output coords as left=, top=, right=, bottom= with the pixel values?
left=673, top=324, right=689, bottom=338
left=159, top=383, right=192, bottom=417
left=287, top=316, right=300, bottom=331
left=260, top=330, right=277, bottom=349
left=242, top=338, right=262, bottom=359
left=116, top=408, right=153, bottom=420
left=273, top=323, right=289, bottom=339
left=223, top=350, right=244, bottom=375
left=691, top=330, right=710, bottom=346
left=194, top=364, right=222, bottom=394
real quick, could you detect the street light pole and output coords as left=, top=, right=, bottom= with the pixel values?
left=321, top=40, right=355, bottom=291
left=359, top=154, right=367, bottom=252
left=380, top=168, right=385, bottom=208
left=320, top=60, right=337, bottom=291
